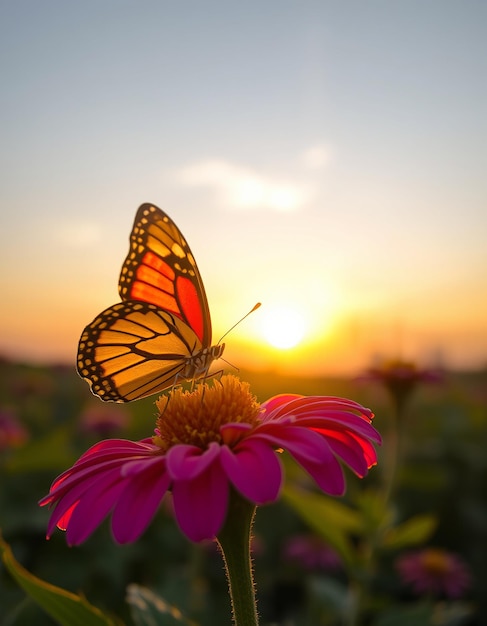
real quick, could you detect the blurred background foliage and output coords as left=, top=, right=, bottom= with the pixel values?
left=1, top=356, right=486, bottom=625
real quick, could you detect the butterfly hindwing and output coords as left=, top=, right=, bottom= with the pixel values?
left=77, top=300, right=204, bottom=402
left=118, top=204, right=211, bottom=346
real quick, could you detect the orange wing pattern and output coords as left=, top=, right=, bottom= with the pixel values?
left=118, top=204, right=211, bottom=346
left=76, top=204, right=223, bottom=402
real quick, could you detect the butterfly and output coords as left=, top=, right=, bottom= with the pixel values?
left=77, top=203, right=225, bottom=402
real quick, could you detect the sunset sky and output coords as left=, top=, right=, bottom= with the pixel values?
left=1, top=1, right=486, bottom=376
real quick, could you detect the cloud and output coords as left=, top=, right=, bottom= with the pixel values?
left=52, top=220, right=102, bottom=247
left=176, top=159, right=312, bottom=212
left=299, top=144, right=331, bottom=170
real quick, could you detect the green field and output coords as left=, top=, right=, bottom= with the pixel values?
left=1, top=357, right=486, bottom=625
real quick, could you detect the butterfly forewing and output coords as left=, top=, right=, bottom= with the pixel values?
left=77, top=301, right=205, bottom=402
left=119, top=204, right=211, bottom=345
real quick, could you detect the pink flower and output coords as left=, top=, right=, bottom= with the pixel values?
left=283, top=534, right=342, bottom=572
left=39, top=375, right=380, bottom=545
left=360, top=359, right=443, bottom=410
left=9, top=368, right=56, bottom=398
left=79, top=404, right=129, bottom=437
left=396, top=548, right=471, bottom=599
left=0, top=409, right=28, bottom=451
left=363, top=359, right=442, bottom=385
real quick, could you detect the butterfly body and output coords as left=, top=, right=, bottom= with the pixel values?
left=77, top=204, right=223, bottom=402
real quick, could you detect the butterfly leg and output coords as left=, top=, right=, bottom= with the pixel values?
left=157, top=375, right=186, bottom=417
left=209, top=369, right=224, bottom=386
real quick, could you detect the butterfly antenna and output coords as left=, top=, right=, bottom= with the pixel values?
left=218, top=302, right=261, bottom=344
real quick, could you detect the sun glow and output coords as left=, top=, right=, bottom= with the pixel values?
left=258, top=305, right=308, bottom=350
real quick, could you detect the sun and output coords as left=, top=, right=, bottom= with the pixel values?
left=258, top=305, right=307, bottom=349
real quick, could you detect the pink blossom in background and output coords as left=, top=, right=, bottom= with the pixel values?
left=0, top=409, right=28, bottom=451
left=363, top=359, right=442, bottom=385
left=283, top=534, right=342, bottom=572
left=79, top=404, right=129, bottom=437
left=8, top=368, right=56, bottom=399
left=360, top=359, right=443, bottom=410
left=40, top=375, right=380, bottom=545
left=396, top=548, right=471, bottom=599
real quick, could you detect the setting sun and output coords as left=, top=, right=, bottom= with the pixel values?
left=258, top=305, right=308, bottom=350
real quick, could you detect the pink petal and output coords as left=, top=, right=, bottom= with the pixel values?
left=252, top=422, right=347, bottom=495
left=172, top=458, right=228, bottom=541
left=44, top=466, right=122, bottom=536
left=167, top=442, right=221, bottom=480
left=55, top=502, right=77, bottom=534
left=65, top=474, right=127, bottom=545
left=39, top=439, right=161, bottom=506
left=72, top=439, right=158, bottom=468
left=111, top=457, right=171, bottom=543
left=260, top=394, right=301, bottom=418
left=220, top=440, right=283, bottom=504
left=324, top=430, right=377, bottom=475
left=300, top=413, right=381, bottom=443
left=295, top=453, right=346, bottom=496
left=42, top=445, right=161, bottom=541
left=254, top=424, right=335, bottom=464
left=220, top=422, right=253, bottom=446
left=264, top=395, right=374, bottom=424
left=40, top=457, right=135, bottom=509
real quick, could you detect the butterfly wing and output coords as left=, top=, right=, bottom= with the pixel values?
left=119, top=203, right=211, bottom=347
left=77, top=301, right=204, bottom=402
left=77, top=204, right=221, bottom=402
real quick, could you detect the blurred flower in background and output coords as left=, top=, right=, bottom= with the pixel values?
left=360, top=359, right=443, bottom=413
left=79, top=404, right=129, bottom=437
left=8, top=368, right=56, bottom=400
left=0, top=408, right=29, bottom=452
left=283, top=533, right=342, bottom=572
left=396, top=548, right=471, bottom=599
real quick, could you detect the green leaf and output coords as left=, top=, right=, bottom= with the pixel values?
left=126, top=584, right=196, bottom=625
left=0, top=533, right=118, bottom=626
left=381, top=514, right=437, bottom=550
left=356, top=489, right=394, bottom=532
left=282, top=486, right=362, bottom=567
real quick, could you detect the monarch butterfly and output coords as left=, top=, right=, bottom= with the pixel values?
left=77, top=203, right=225, bottom=402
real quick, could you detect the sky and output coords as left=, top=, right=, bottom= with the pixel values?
left=1, top=1, right=486, bottom=376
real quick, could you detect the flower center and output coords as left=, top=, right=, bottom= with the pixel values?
left=153, top=375, right=261, bottom=451
left=421, top=549, right=450, bottom=575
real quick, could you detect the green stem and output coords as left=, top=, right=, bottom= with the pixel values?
left=382, top=408, right=399, bottom=507
left=216, top=489, right=259, bottom=626
left=382, top=397, right=406, bottom=507
left=350, top=398, right=406, bottom=624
